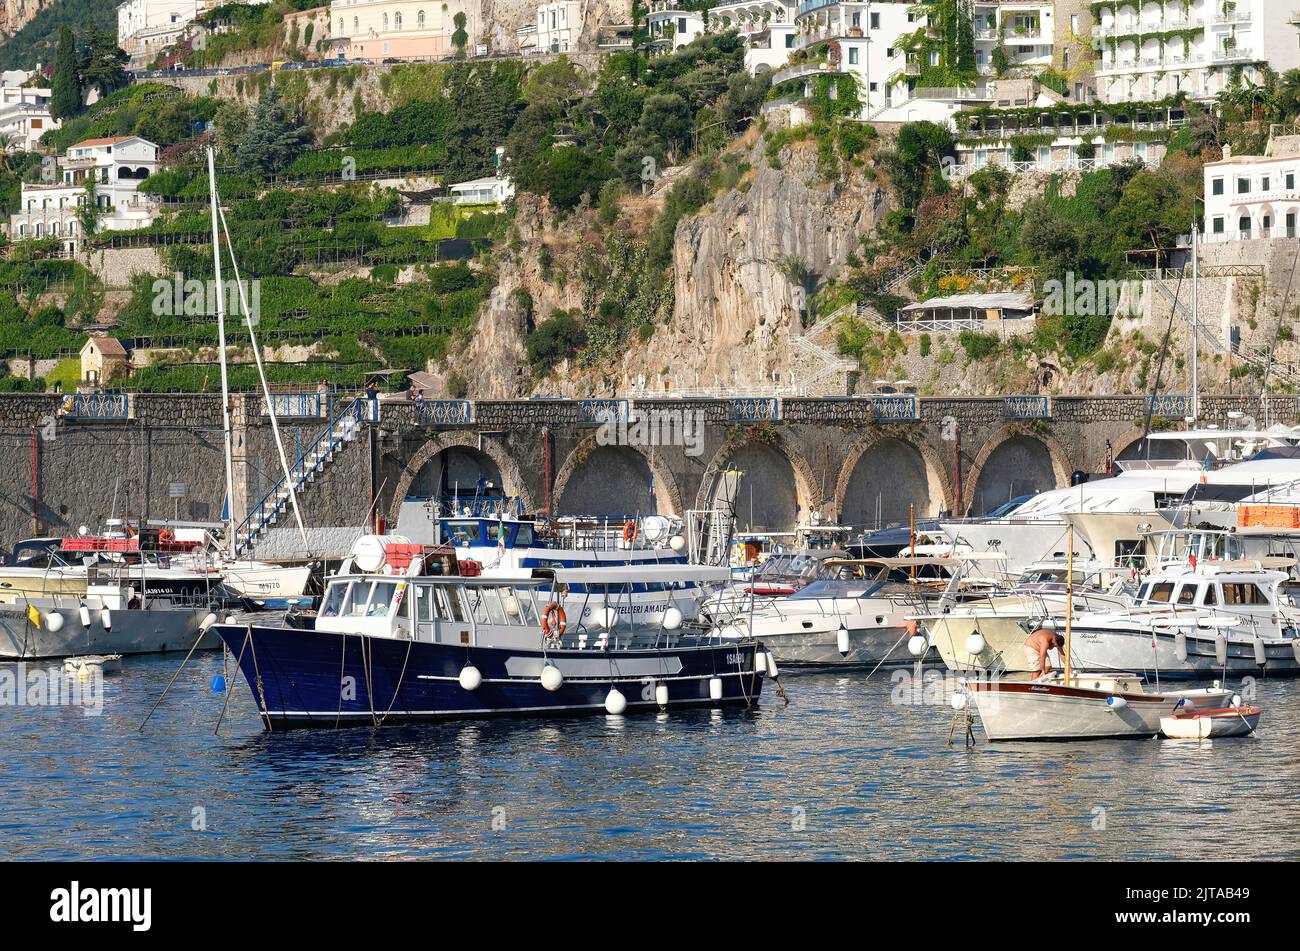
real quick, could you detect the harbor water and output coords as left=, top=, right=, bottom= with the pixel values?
left=2, top=653, right=1296, bottom=860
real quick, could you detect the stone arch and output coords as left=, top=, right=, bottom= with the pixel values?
left=965, top=424, right=1074, bottom=516
left=388, top=432, right=534, bottom=527
left=693, top=431, right=821, bottom=531
left=834, top=432, right=953, bottom=528
left=551, top=435, right=683, bottom=517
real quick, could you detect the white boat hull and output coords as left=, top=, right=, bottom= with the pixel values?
left=1160, top=708, right=1261, bottom=739
left=0, top=605, right=213, bottom=659
left=969, top=679, right=1181, bottom=741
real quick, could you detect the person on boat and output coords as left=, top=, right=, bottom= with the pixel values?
left=1024, top=621, right=1066, bottom=679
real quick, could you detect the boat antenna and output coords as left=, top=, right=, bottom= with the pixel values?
left=213, top=185, right=310, bottom=555
left=206, top=146, right=238, bottom=560
left=1139, top=267, right=1186, bottom=455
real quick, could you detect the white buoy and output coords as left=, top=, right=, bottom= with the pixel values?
left=100, top=608, right=112, bottom=630
left=965, top=632, right=986, bottom=656
left=950, top=691, right=968, bottom=710
left=199, top=612, right=218, bottom=632
left=604, top=687, right=627, bottom=715
left=539, top=663, right=563, bottom=692
left=1106, top=695, right=1128, bottom=710
left=1231, top=693, right=1243, bottom=708
left=764, top=652, right=780, bottom=679
left=837, top=623, right=850, bottom=657
left=669, top=535, right=685, bottom=552
left=1215, top=633, right=1228, bottom=666
left=598, top=607, right=619, bottom=631
left=661, top=606, right=683, bottom=631
left=225, top=615, right=236, bottom=624
left=78, top=603, right=91, bottom=628
left=503, top=595, right=520, bottom=617
left=753, top=650, right=767, bottom=673
left=46, top=612, right=64, bottom=632
left=458, top=663, right=482, bottom=691
left=1293, top=640, right=1300, bottom=663
left=907, top=634, right=927, bottom=656
left=1174, top=630, right=1188, bottom=661
left=709, top=676, right=724, bottom=700
left=1253, top=638, right=1267, bottom=665
left=654, top=681, right=669, bottom=709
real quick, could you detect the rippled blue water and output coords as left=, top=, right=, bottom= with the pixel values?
left=1, top=653, right=1296, bottom=860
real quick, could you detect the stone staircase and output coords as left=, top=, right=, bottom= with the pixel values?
left=232, top=397, right=372, bottom=557
left=1147, top=271, right=1300, bottom=390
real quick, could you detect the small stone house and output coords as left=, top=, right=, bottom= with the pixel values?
left=80, top=335, right=129, bottom=386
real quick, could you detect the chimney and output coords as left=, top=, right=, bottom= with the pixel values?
left=1223, top=144, right=1232, bottom=159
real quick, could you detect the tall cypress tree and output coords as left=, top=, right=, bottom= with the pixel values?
left=50, top=26, right=80, bottom=120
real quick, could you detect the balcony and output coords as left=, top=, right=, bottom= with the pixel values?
left=770, top=59, right=845, bottom=86
left=1210, top=46, right=1256, bottom=64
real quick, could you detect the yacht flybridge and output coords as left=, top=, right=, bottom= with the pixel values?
left=215, top=537, right=768, bottom=727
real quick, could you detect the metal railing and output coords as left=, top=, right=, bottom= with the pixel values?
left=416, top=399, right=474, bottom=426
left=871, top=395, right=918, bottom=421
left=234, top=397, right=370, bottom=556
left=1004, top=395, right=1051, bottom=419
left=577, top=399, right=628, bottom=425
left=62, top=392, right=132, bottom=420
left=732, top=397, right=779, bottom=422
left=263, top=392, right=329, bottom=417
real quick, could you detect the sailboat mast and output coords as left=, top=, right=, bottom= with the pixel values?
left=1064, top=523, right=1073, bottom=683
left=1190, top=224, right=1199, bottom=425
left=208, top=146, right=237, bottom=559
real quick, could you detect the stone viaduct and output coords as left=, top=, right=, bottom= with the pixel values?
left=2, top=390, right=1296, bottom=552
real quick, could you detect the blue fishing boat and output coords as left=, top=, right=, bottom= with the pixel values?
left=214, top=541, right=769, bottom=728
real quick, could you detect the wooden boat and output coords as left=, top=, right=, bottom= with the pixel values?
left=1160, top=705, right=1262, bottom=739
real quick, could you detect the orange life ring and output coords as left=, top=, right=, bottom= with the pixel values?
left=622, top=520, right=637, bottom=543
left=541, top=602, right=567, bottom=641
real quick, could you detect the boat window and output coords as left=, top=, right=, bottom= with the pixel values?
left=444, top=521, right=481, bottom=545
left=1277, top=582, right=1300, bottom=608
left=1220, top=582, right=1270, bottom=605
left=344, top=581, right=375, bottom=616
left=415, top=585, right=436, bottom=621
left=515, top=524, right=535, bottom=546
left=504, top=587, right=539, bottom=625
left=366, top=581, right=399, bottom=617
left=468, top=586, right=508, bottom=625
left=1176, top=584, right=1197, bottom=605
left=1148, top=582, right=1174, bottom=603
left=1136, top=583, right=1149, bottom=601
left=1201, top=584, right=1217, bottom=606
left=436, top=585, right=467, bottom=622
left=319, top=581, right=350, bottom=618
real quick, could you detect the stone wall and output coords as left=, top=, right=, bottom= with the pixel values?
left=4, top=392, right=1298, bottom=551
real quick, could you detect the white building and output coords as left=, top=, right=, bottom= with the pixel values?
left=8, top=136, right=160, bottom=250
left=117, top=0, right=200, bottom=69
left=327, top=0, right=482, bottom=61
left=0, top=77, right=59, bottom=152
left=526, top=1, right=582, bottom=54
left=707, top=1, right=799, bottom=74
left=448, top=175, right=514, bottom=205
left=774, top=0, right=926, bottom=117
left=971, top=2, right=1055, bottom=77
left=1092, top=0, right=1300, bottom=104
left=1202, top=135, right=1300, bottom=244
left=645, top=2, right=705, bottom=53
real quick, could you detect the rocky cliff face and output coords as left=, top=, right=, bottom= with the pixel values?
left=449, top=129, right=893, bottom=398
left=0, top=0, right=49, bottom=41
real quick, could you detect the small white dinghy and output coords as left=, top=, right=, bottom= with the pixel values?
left=1160, top=706, right=1262, bottom=739
left=63, top=654, right=123, bottom=678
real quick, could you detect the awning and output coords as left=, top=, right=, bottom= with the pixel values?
left=548, top=564, right=733, bottom=585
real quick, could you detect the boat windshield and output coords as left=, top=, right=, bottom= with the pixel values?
left=319, top=579, right=402, bottom=618
left=790, top=578, right=886, bottom=600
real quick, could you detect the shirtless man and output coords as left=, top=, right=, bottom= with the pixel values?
left=1023, top=621, right=1066, bottom=679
